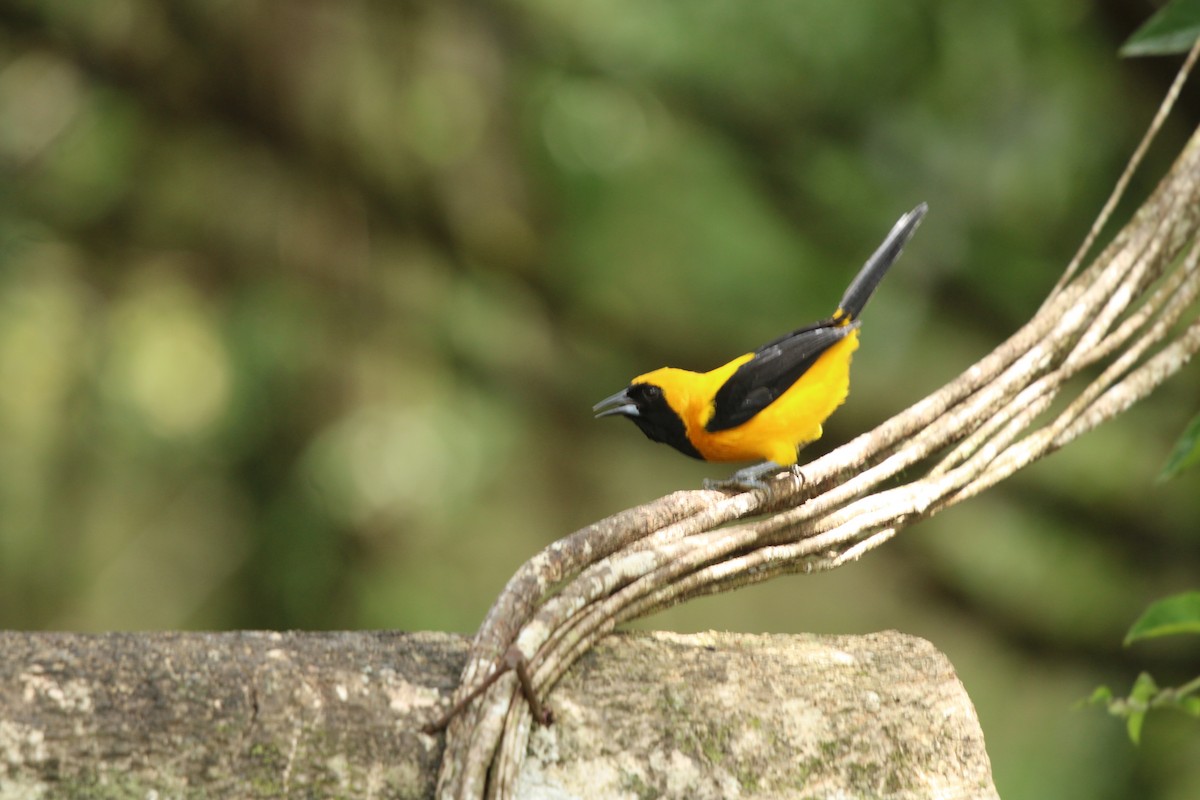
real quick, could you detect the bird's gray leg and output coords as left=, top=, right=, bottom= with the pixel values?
left=704, top=461, right=786, bottom=491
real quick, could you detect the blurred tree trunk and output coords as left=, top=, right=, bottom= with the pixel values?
left=0, top=630, right=996, bottom=799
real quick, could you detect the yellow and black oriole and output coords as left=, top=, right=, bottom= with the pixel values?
left=594, top=203, right=927, bottom=488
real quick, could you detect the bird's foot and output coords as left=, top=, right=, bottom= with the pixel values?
left=704, top=461, right=787, bottom=492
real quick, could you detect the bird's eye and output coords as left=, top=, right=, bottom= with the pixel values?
left=638, top=384, right=663, bottom=401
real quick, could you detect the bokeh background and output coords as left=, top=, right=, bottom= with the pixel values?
left=1, top=1, right=1199, bottom=797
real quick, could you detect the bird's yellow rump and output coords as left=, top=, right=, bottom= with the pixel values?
left=594, top=204, right=927, bottom=488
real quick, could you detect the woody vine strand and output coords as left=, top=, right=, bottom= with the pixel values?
left=432, top=41, right=1200, bottom=800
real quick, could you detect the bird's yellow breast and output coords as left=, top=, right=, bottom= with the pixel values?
left=638, top=331, right=860, bottom=466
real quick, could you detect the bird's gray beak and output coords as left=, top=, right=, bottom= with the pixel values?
left=593, top=388, right=639, bottom=419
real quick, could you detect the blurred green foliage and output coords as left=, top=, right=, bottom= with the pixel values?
left=1088, top=591, right=1200, bottom=746
left=1, top=1, right=1198, bottom=797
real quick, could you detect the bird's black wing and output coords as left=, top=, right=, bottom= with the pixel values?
left=705, top=320, right=856, bottom=432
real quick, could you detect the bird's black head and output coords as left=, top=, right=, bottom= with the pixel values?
left=592, top=380, right=703, bottom=460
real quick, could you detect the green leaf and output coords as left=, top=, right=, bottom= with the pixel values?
left=1122, top=0, right=1200, bottom=56
left=1085, top=685, right=1114, bottom=707
left=1122, top=0, right=1200, bottom=57
left=1129, top=672, right=1160, bottom=703
left=1159, top=412, right=1200, bottom=481
left=1125, top=592, right=1200, bottom=644
left=1125, top=672, right=1158, bottom=743
left=1182, top=697, right=1200, bottom=717
left=1127, top=710, right=1147, bottom=744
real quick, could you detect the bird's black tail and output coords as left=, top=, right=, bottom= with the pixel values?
left=835, top=203, right=927, bottom=322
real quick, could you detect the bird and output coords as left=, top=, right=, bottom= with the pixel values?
left=593, top=203, right=927, bottom=489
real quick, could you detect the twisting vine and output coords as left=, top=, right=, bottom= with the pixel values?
left=431, top=41, right=1200, bottom=800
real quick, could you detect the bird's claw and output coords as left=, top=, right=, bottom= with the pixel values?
left=704, top=461, right=799, bottom=492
